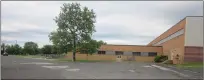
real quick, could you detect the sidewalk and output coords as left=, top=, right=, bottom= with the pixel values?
left=153, top=63, right=203, bottom=79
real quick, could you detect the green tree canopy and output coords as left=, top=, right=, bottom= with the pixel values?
left=51, top=45, right=59, bottom=54
left=49, top=31, right=72, bottom=54
left=41, top=45, right=52, bottom=54
left=78, top=40, right=107, bottom=55
left=5, top=45, right=12, bottom=54
left=49, top=3, right=96, bottom=61
left=5, top=44, right=22, bottom=55
left=23, top=42, right=39, bottom=55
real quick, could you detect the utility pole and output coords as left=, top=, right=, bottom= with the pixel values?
left=1, top=41, right=4, bottom=54
left=2, top=40, right=6, bottom=55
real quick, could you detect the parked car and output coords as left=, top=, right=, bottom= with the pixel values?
left=3, top=52, right=8, bottom=56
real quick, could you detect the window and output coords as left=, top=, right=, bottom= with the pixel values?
left=132, top=52, right=141, bottom=56
left=115, top=51, right=123, bottom=55
left=148, top=52, right=157, bottom=56
left=153, top=29, right=184, bottom=46
left=141, top=52, right=149, bottom=56
left=98, top=51, right=106, bottom=55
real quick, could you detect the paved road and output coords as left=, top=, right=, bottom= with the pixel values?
left=1, top=55, right=198, bottom=79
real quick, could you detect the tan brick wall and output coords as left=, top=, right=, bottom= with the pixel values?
left=148, top=18, right=186, bottom=46
left=160, top=35, right=185, bottom=55
left=135, top=56, right=155, bottom=62
left=66, top=53, right=116, bottom=61
left=65, top=45, right=163, bottom=62
left=99, top=45, right=163, bottom=54
left=161, top=35, right=185, bottom=64
left=66, top=53, right=156, bottom=62
left=146, top=18, right=186, bottom=64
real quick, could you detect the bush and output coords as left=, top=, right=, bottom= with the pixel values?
left=154, top=55, right=168, bottom=63
left=154, top=55, right=161, bottom=62
left=160, top=55, right=168, bottom=62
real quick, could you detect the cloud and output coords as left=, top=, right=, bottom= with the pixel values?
left=1, top=1, right=203, bottom=47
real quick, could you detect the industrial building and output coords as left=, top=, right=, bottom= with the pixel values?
left=97, top=16, right=203, bottom=64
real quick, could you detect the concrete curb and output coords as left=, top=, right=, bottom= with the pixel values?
left=156, top=63, right=202, bottom=75
left=151, top=64, right=189, bottom=78
left=151, top=64, right=203, bottom=79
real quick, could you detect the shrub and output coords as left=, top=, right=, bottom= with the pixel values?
left=154, top=55, right=161, bottom=62
left=154, top=55, right=168, bottom=63
left=160, top=55, right=168, bottom=62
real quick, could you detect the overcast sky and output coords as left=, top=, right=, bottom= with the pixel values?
left=1, top=1, right=203, bottom=48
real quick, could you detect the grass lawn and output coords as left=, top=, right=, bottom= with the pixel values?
left=16, top=55, right=45, bottom=58
left=176, top=62, right=203, bottom=68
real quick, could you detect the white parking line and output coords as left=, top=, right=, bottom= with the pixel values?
left=129, top=70, right=135, bottom=72
left=170, top=69, right=189, bottom=77
left=66, top=69, right=80, bottom=72
left=151, top=65, right=170, bottom=70
left=31, top=58, right=46, bottom=60
left=42, top=66, right=69, bottom=69
left=143, top=65, right=153, bottom=68
left=44, top=59, right=56, bottom=61
left=20, top=62, right=54, bottom=65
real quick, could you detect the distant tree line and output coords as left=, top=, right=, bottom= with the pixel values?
left=1, top=40, right=106, bottom=55
left=1, top=42, right=59, bottom=55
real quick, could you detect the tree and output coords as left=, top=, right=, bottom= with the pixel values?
left=23, top=42, right=38, bottom=55
left=4, top=44, right=22, bottom=55
left=5, top=45, right=12, bottom=54
left=78, top=40, right=106, bottom=55
left=97, top=40, right=107, bottom=45
left=49, top=31, right=72, bottom=54
left=49, top=3, right=96, bottom=61
left=38, top=48, right=42, bottom=54
left=51, top=45, right=58, bottom=54
left=13, top=44, right=22, bottom=55
left=41, top=45, right=52, bottom=54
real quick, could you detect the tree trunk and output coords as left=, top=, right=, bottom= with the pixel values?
left=73, top=36, right=76, bottom=62
left=86, top=53, right=88, bottom=60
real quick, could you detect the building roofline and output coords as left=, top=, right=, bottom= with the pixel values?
left=186, top=16, right=203, bottom=17
left=147, top=16, right=188, bottom=45
left=148, top=16, right=203, bottom=45
left=102, top=44, right=162, bottom=47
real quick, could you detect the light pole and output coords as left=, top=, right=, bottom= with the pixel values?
left=2, top=40, right=6, bottom=55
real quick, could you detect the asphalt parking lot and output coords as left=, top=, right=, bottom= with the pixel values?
left=59, top=62, right=184, bottom=79
left=1, top=55, right=201, bottom=79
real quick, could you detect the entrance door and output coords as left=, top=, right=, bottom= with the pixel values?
left=170, top=51, right=174, bottom=60
left=116, top=55, right=122, bottom=62
left=131, top=55, right=135, bottom=61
